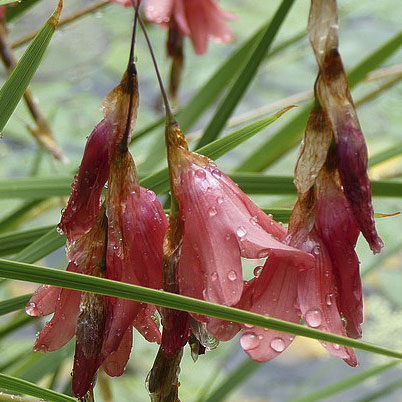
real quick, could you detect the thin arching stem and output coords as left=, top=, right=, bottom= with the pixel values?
left=137, top=15, right=176, bottom=124
left=119, top=0, right=141, bottom=153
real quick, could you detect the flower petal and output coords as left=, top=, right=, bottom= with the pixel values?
left=34, top=287, right=81, bottom=353
left=297, top=233, right=357, bottom=367
left=103, top=326, right=133, bottom=377
left=26, top=285, right=60, bottom=317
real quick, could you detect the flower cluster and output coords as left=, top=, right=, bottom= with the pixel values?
left=26, top=65, right=168, bottom=398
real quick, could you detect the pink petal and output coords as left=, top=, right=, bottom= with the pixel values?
left=132, top=305, right=161, bottom=344
left=34, top=288, right=81, bottom=353
left=103, top=326, right=133, bottom=376
left=58, top=119, right=113, bottom=240
left=334, top=120, right=383, bottom=254
left=26, top=285, right=60, bottom=317
left=237, top=255, right=301, bottom=362
left=72, top=342, right=102, bottom=398
left=297, top=232, right=357, bottom=367
left=316, top=173, right=362, bottom=338
left=177, top=157, right=312, bottom=307
left=172, top=0, right=191, bottom=36
left=144, top=0, right=174, bottom=24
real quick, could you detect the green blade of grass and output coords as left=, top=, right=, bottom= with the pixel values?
left=0, top=373, right=74, bottom=402
left=14, top=227, right=66, bottom=264
left=5, top=0, right=42, bottom=22
left=2, top=259, right=402, bottom=360
left=0, top=0, right=62, bottom=132
left=0, top=225, right=55, bottom=257
left=196, top=0, right=295, bottom=149
left=0, top=294, right=32, bottom=316
left=368, top=142, right=402, bottom=168
left=287, top=361, right=399, bottom=402
left=355, top=378, right=402, bottom=402
left=237, top=30, right=402, bottom=172
left=203, top=359, right=261, bottom=402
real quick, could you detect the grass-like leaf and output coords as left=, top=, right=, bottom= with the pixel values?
left=0, top=0, right=62, bottom=132
left=237, top=30, right=402, bottom=172
left=2, top=259, right=402, bottom=360
left=368, top=141, right=402, bottom=168
left=0, top=225, right=54, bottom=257
left=0, top=294, right=31, bottom=316
left=288, top=361, right=399, bottom=402
left=0, top=373, right=74, bottom=402
left=13, top=227, right=66, bottom=264
left=5, top=0, right=42, bottom=22
left=196, top=0, right=295, bottom=148
left=355, top=378, right=402, bottom=402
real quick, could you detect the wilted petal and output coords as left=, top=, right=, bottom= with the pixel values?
left=297, top=231, right=357, bottom=367
left=58, top=119, right=113, bottom=240
left=294, top=107, right=332, bottom=196
left=26, top=285, right=60, bottom=317
left=316, top=170, right=362, bottom=338
left=161, top=308, right=190, bottom=358
left=34, top=286, right=81, bottom=353
left=103, top=326, right=133, bottom=376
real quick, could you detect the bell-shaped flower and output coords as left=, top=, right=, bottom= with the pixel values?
left=27, top=55, right=167, bottom=396
left=143, top=0, right=235, bottom=54
left=164, top=122, right=314, bottom=310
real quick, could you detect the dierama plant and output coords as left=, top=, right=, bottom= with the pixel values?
left=26, top=5, right=167, bottom=399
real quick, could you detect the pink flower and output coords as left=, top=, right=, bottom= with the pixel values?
left=27, top=70, right=167, bottom=398
left=165, top=122, right=314, bottom=310
left=144, top=0, right=235, bottom=54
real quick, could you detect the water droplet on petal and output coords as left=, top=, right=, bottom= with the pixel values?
left=227, top=271, right=237, bottom=281
left=253, top=265, right=263, bottom=277
left=236, top=226, right=247, bottom=238
left=305, top=309, right=323, bottom=328
left=56, top=227, right=64, bottom=236
left=312, top=245, right=320, bottom=255
left=216, top=196, right=224, bottom=204
left=211, top=169, right=222, bottom=179
left=333, top=343, right=340, bottom=350
left=208, top=206, right=217, bottom=217
left=195, top=169, right=206, bottom=180
left=244, top=323, right=254, bottom=329
left=26, top=302, right=38, bottom=316
left=225, top=233, right=231, bottom=241
left=326, top=293, right=333, bottom=306
left=211, top=272, right=218, bottom=281
left=240, top=332, right=259, bottom=351
left=146, top=189, right=156, bottom=201
left=270, top=337, right=286, bottom=352
left=249, top=216, right=258, bottom=225
left=257, top=250, right=268, bottom=259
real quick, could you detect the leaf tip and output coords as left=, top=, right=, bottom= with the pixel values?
left=374, top=211, right=400, bottom=219
left=276, top=105, right=297, bottom=119
left=48, top=0, right=63, bottom=28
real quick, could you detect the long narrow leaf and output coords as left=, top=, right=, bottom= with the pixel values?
left=0, top=225, right=54, bottom=257
left=288, top=361, right=399, bottom=402
left=14, top=227, right=66, bottom=264
left=0, top=294, right=31, bottom=316
left=355, top=378, right=402, bottom=402
left=2, top=259, right=402, bottom=360
left=196, top=0, right=295, bottom=148
left=237, top=30, right=402, bottom=172
left=5, top=0, right=42, bottom=22
left=0, top=374, right=74, bottom=402
left=0, top=0, right=62, bottom=132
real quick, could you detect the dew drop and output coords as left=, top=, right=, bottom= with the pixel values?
left=270, top=337, right=286, bottom=352
left=326, top=293, right=333, bottom=306
left=253, top=266, right=263, bottom=277
left=26, top=302, right=38, bottom=316
left=211, top=169, right=222, bottom=179
left=305, top=309, right=323, bottom=328
left=146, top=189, right=156, bottom=201
left=236, top=226, right=247, bottom=238
left=225, top=233, right=231, bottom=241
left=211, top=272, right=218, bottom=281
left=216, top=196, right=224, bottom=204
left=333, top=343, right=340, bottom=350
left=208, top=206, right=217, bottom=217
left=56, top=226, right=64, bottom=236
left=240, top=332, right=259, bottom=351
left=227, top=270, right=237, bottom=281
left=244, top=323, right=254, bottom=329
left=195, top=169, right=206, bottom=180
left=312, top=245, right=320, bottom=255
left=249, top=216, right=258, bottom=225
left=257, top=250, right=268, bottom=259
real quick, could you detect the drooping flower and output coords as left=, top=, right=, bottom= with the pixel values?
left=308, top=0, right=383, bottom=254
left=143, top=0, right=236, bottom=55
left=27, top=37, right=168, bottom=398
